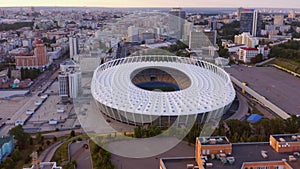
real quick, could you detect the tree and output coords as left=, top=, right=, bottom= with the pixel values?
left=36, top=133, right=44, bottom=144
left=7, top=67, right=11, bottom=79
left=226, top=119, right=251, bottom=142
left=186, top=123, right=200, bottom=144
left=70, top=130, right=75, bottom=137
left=148, top=125, right=161, bottom=137
left=20, top=68, right=24, bottom=80
left=134, top=126, right=143, bottom=138
left=218, top=47, right=229, bottom=58
left=250, top=54, right=263, bottom=64
left=8, top=125, right=31, bottom=149
left=284, top=115, right=300, bottom=133
left=1, top=157, right=14, bottom=168
left=11, top=149, right=22, bottom=161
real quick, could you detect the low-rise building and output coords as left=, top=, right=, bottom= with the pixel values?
left=270, top=134, right=300, bottom=153
left=238, top=46, right=270, bottom=63
left=160, top=134, right=300, bottom=169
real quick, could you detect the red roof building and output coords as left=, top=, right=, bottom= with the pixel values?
left=15, top=39, right=51, bottom=69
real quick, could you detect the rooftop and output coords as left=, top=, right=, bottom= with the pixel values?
left=161, top=157, right=197, bottom=169
left=161, top=143, right=300, bottom=169
left=198, top=136, right=231, bottom=145
left=240, top=47, right=258, bottom=51
left=272, top=134, right=300, bottom=143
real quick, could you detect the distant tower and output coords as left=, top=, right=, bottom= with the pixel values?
left=210, top=17, right=217, bottom=30
left=237, top=7, right=244, bottom=21
left=127, top=26, right=139, bottom=42
left=35, top=39, right=48, bottom=68
left=168, top=8, right=186, bottom=40
left=30, top=6, right=35, bottom=16
left=288, top=9, right=296, bottom=19
left=69, top=36, right=79, bottom=59
left=240, top=9, right=261, bottom=37
left=252, top=10, right=261, bottom=37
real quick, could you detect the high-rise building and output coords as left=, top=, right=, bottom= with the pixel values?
left=237, top=7, right=244, bottom=21
left=58, top=74, right=69, bottom=103
left=69, top=36, right=79, bottom=59
left=68, top=71, right=81, bottom=99
left=274, top=14, right=284, bottom=26
left=252, top=10, right=261, bottom=37
left=240, top=9, right=262, bottom=37
left=58, top=60, right=81, bottom=103
left=168, top=8, right=186, bottom=40
left=209, top=17, right=217, bottom=31
left=127, top=26, right=140, bottom=42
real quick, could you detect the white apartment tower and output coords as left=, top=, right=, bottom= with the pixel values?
left=69, top=36, right=79, bottom=59
left=68, top=71, right=81, bottom=99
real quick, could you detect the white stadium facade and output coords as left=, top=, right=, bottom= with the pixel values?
left=91, top=55, right=235, bottom=127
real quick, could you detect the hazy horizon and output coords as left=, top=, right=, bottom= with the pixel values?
left=0, top=0, right=299, bottom=9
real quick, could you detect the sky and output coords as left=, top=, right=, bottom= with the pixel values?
left=0, top=0, right=299, bottom=8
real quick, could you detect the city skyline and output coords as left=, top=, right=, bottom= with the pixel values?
left=0, top=0, right=300, bottom=8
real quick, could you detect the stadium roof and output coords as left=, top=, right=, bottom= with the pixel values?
left=92, top=55, right=235, bottom=116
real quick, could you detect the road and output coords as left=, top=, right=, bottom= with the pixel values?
left=228, top=92, right=248, bottom=120
left=39, top=139, right=66, bottom=162
left=69, top=140, right=93, bottom=169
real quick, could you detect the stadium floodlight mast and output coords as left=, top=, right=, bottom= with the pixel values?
left=73, top=11, right=235, bottom=158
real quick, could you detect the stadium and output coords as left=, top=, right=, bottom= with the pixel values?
left=91, top=55, right=235, bottom=127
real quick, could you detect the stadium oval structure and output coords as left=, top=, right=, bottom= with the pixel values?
left=91, top=55, right=235, bottom=127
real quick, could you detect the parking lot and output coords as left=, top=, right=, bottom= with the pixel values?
left=25, top=81, right=77, bottom=132
left=225, top=65, right=300, bottom=116
left=0, top=79, right=78, bottom=135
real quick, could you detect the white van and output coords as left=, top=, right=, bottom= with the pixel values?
left=15, top=120, right=24, bottom=126
left=49, top=119, right=58, bottom=125
left=26, top=109, right=35, bottom=115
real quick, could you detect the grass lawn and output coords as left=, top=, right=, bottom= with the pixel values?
left=268, top=58, right=300, bottom=74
